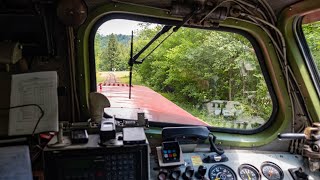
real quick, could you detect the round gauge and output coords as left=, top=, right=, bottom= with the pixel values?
left=238, top=164, right=261, bottom=180
left=209, top=164, right=237, bottom=180
left=260, top=162, right=284, bottom=180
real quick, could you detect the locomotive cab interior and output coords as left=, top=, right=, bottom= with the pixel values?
left=0, top=0, right=320, bottom=180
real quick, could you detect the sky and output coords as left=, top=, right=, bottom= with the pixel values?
left=97, top=19, right=142, bottom=35
left=97, top=19, right=159, bottom=35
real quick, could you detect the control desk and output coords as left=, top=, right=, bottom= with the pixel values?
left=42, top=129, right=320, bottom=180
left=151, top=149, right=320, bottom=180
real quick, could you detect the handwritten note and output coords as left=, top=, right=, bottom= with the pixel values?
left=9, top=71, right=58, bottom=135
left=0, top=146, right=32, bottom=180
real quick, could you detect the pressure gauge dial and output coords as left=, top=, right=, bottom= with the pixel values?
left=209, top=164, right=237, bottom=180
left=261, top=162, right=284, bottom=180
left=238, top=164, right=261, bottom=180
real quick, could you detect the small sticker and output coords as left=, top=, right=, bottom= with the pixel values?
left=191, top=155, right=203, bottom=166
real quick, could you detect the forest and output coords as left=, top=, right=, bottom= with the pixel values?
left=94, top=21, right=320, bottom=129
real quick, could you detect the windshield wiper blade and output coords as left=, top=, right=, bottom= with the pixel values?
left=134, top=12, right=196, bottom=64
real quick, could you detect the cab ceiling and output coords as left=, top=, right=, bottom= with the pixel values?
left=86, top=0, right=301, bottom=15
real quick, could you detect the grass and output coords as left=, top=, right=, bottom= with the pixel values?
left=96, top=74, right=105, bottom=83
left=119, top=75, right=143, bottom=85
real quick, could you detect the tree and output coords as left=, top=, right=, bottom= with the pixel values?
left=95, top=33, right=131, bottom=71
left=133, top=24, right=272, bottom=119
left=100, top=34, right=120, bottom=71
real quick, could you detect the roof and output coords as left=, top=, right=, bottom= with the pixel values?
left=86, top=0, right=301, bottom=16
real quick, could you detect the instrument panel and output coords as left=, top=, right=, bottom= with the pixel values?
left=151, top=149, right=320, bottom=180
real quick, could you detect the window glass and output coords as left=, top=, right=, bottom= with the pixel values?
left=95, top=19, right=273, bottom=130
left=302, top=20, right=320, bottom=74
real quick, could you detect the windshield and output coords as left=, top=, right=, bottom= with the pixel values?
left=94, top=19, right=274, bottom=131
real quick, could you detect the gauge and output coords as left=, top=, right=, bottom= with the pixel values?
left=261, top=162, right=284, bottom=180
left=209, top=164, right=237, bottom=180
left=238, top=164, right=261, bottom=180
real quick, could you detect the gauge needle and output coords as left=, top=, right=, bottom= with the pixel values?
left=268, top=170, right=273, bottom=177
left=245, top=171, right=251, bottom=180
left=214, top=178, right=220, bottom=180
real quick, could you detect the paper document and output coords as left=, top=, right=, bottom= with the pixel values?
left=9, top=71, right=58, bottom=135
left=0, top=145, right=33, bottom=180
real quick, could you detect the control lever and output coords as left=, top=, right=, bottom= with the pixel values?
left=278, top=123, right=320, bottom=172
left=278, top=133, right=306, bottom=140
left=170, top=167, right=181, bottom=180
left=158, top=169, right=168, bottom=180
left=182, top=166, right=194, bottom=180
left=289, top=168, right=309, bottom=180
left=195, top=165, right=207, bottom=179
left=209, top=134, right=224, bottom=155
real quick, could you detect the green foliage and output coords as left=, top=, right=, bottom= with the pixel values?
left=303, top=21, right=320, bottom=70
left=132, top=26, right=272, bottom=122
left=94, top=23, right=274, bottom=128
left=95, top=33, right=131, bottom=71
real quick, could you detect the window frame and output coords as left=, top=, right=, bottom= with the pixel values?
left=89, top=13, right=278, bottom=135
left=294, top=16, right=320, bottom=98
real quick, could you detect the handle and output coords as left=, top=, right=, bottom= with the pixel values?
left=278, top=133, right=306, bottom=140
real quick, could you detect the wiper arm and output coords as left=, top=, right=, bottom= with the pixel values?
left=134, top=12, right=195, bottom=64
left=127, top=12, right=195, bottom=99
left=128, top=25, right=173, bottom=66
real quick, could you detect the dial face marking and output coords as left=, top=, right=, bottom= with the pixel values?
left=261, top=162, right=284, bottom=180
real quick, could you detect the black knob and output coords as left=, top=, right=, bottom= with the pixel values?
left=195, top=165, right=207, bottom=178
left=158, top=169, right=168, bottom=180
left=183, top=166, right=194, bottom=180
left=295, top=168, right=309, bottom=179
left=170, top=167, right=181, bottom=180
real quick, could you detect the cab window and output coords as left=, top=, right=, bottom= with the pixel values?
left=301, top=17, right=320, bottom=95
left=94, top=19, right=274, bottom=131
left=302, top=20, right=320, bottom=71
